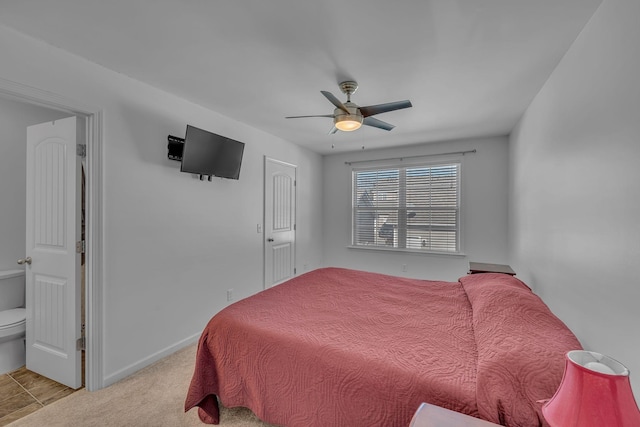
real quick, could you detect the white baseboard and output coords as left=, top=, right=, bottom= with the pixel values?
left=102, top=333, right=200, bottom=388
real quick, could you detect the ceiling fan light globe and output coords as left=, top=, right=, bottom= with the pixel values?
left=334, top=115, right=363, bottom=132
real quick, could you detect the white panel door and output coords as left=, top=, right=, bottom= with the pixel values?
left=264, top=158, right=296, bottom=287
left=25, top=116, right=83, bottom=389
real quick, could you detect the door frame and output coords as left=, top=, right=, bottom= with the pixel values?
left=0, top=78, right=104, bottom=391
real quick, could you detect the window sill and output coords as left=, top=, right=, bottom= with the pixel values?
left=347, top=245, right=466, bottom=257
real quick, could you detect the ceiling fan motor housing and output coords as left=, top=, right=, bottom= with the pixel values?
left=334, top=102, right=363, bottom=131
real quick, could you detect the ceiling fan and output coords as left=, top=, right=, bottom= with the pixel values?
left=285, top=81, right=412, bottom=134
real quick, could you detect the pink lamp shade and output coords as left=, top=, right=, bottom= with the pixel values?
left=543, top=350, right=640, bottom=427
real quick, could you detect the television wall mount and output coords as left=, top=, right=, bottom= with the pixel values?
left=167, top=135, right=184, bottom=161
left=168, top=134, right=213, bottom=181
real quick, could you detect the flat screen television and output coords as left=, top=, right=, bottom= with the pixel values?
left=180, top=125, right=245, bottom=180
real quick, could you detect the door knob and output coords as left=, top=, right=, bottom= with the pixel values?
left=267, top=238, right=274, bottom=242
left=17, top=256, right=32, bottom=265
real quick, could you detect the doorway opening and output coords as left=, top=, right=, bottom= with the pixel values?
left=0, top=78, right=104, bottom=392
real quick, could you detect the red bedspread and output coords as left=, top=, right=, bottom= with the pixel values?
left=185, top=268, right=581, bottom=427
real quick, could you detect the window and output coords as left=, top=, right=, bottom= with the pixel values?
left=352, top=161, right=460, bottom=253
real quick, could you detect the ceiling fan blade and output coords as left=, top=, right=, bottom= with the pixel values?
left=363, top=116, right=395, bottom=131
left=328, top=126, right=338, bottom=135
left=285, top=114, right=334, bottom=119
left=320, top=91, right=349, bottom=114
left=359, top=100, right=412, bottom=117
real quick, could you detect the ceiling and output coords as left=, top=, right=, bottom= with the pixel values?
left=0, top=0, right=602, bottom=154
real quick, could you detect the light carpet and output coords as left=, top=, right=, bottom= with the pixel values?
left=9, top=344, right=276, bottom=427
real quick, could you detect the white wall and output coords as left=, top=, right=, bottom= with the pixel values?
left=0, top=25, right=323, bottom=386
left=323, top=136, right=509, bottom=282
left=0, top=98, right=70, bottom=271
left=509, top=0, right=640, bottom=393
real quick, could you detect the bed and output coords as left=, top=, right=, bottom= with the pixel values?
left=184, top=267, right=581, bottom=427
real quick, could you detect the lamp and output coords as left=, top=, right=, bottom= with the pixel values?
left=543, top=350, right=640, bottom=427
left=334, top=113, right=363, bottom=132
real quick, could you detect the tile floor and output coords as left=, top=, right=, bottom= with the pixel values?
left=0, top=366, right=78, bottom=426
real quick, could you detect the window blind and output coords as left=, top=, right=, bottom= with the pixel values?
left=352, top=162, right=460, bottom=253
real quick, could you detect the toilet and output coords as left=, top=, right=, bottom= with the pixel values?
left=0, top=269, right=26, bottom=374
